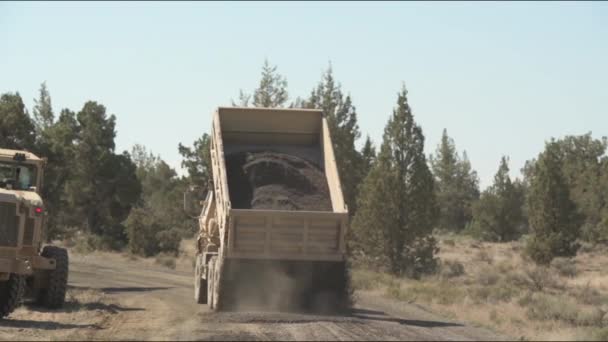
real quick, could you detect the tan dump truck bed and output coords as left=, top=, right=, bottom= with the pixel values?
left=210, top=107, right=348, bottom=262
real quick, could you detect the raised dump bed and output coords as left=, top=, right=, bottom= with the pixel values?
left=211, top=107, right=348, bottom=262
left=193, top=107, right=351, bottom=312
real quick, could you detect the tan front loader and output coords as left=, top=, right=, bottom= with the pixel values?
left=190, top=107, right=350, bottom=312
left=0, top=148, right=69, bottom=318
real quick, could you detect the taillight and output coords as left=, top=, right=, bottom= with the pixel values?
left=35, top=207, right=43, bottom=215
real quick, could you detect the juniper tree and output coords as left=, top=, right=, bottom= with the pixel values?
left=360, top=135, right=376, bottom=181
left=352, top=85, right=438, bottom=277
left=178, top=133, right=212, bottom=187
left=305, top=65, right=363, bottom=214
left=430, top=129, right=480, bottom=231
left=64, top=101, right=141, bottom=244
left=0, top=92, right=35, bottom=150
left=252, top=59, right=288, bottom=108
left=468, top=156, right=524, bottom=242
left=526, top=141, right=581, bottom=264
left=32, top=82, right=54, bottom=136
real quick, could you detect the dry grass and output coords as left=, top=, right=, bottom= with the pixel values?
left=352, top=235, right=608, bottom=341
left=155, top=253, right=177, bottom=269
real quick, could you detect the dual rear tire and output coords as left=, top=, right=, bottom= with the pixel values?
left=194, top=255, right=207, bottom=304
left=36, top=246, right=69, bottom=309
left=0, top=274, right=25, bottom=318
left=194, top=254, right=220, bottom=311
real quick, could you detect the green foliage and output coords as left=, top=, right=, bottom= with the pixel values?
left=63, top=101, right=141, bottom=240
left=305, top=65, right=364, bottom=215
left=439, top=259, right=465, bottom=279
left=467, top=157, right=525, bottom=242
left=0, top=92, right=35, bottom=150
left=360, top=135, right=376, bottom=186
left=430, top=129, right=480, bottom=232
left=32, top=81, right=54, bottom=136
left=352, top=85, right=438, bottom=277
left=127, top=145, right=190, bottom=257
left=526, top=141, right=581, bottom=264
left=524, top=134, right=608, bottom=245
left=178, top=134, right=211, bottom=188
left=233, top=59, right=289, bottom=108
left=551, top=257, right=577, bottom=277
left=155, top=253, right=177, bottom=269
left=253, top=59, right=288, bottom=108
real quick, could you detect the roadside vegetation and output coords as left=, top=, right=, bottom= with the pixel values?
left=352, top=234, right=608, bottom=341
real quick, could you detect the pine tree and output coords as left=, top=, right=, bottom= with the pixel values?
left=352, top=85, right=438, bottom=277
left=0, top=92, right=35, bottom=150
left=468, top=156, right=524, bottom=242
left=360, top=135, right=376, bottom=181
left=430, top=129, right=479, bottom=231
left=305, top=65, right=363, bottom=214
left=178, top=133, right=212, bottom=187
left=64, top=101, right=141, bottom=244
left=252, top=59, right=288, bottom=108
left=39, top=108, right=79, bottom=239
left=526, top=141, right=581, bottom=265
left=32, top=82, right=54, bottom=136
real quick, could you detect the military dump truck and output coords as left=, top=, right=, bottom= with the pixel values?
left=188, top=107, right=350, bottom=312
left=0, top=148, right=68, bottom=318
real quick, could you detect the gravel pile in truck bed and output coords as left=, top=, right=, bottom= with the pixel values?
left=226, top=151, right=332, bottom=211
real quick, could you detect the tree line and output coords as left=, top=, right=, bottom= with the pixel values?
left=2, top=60, right=607, bottom=272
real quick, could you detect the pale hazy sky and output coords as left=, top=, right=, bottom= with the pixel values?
left=1, top=1, right=606, bottom=189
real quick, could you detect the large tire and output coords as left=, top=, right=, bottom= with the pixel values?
left=207, top=257, right=216, bottom=310
left=0, top=274, right=25, bottom=318
left=37, top=246, right=68, bottom=309
left=194, top=255, right=207, bottom=304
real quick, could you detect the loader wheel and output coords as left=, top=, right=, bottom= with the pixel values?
left=0, top=274, right=25, bottom=318
left=37, top=246, right=68, bottom=309
left=194, top=255, right=207, bottom=304
left=207, top=257, right=216, bottom=310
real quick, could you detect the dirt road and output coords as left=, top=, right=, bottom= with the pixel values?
left=0, top=251, right=508, bottom=341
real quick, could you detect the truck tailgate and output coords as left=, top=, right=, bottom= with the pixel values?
left=226, top=209, right=347, bottom=261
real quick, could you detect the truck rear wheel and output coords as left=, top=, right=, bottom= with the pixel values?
left=194, top=255, right=207, bottom=304
left=0, top=274, right=25, bottom=318
left=37, top=246, right=68, bottom=309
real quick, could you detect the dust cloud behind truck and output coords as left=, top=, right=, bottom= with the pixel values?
left=190, top=107, right=350, bottom=312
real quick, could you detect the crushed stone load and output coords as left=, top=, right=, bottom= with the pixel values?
left=226, top=151, right=332, bottom=211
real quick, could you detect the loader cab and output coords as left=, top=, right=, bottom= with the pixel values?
left=0, top=150, right=45, bottom=193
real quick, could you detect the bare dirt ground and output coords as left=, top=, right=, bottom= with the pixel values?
left=0, top=251, right=508, bottom=341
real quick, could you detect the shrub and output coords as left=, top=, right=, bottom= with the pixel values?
left=475, top=249, right=494, bottom=264
left=155, top=253, right=176, bottom=269
left=504, top=271, right=530, bottom=289
left=440, top=260, right=465, bottom=279
left=126, top=207, right=183, bottom=257
left=576, top=307, right=605, bottom=327
left=391, top=281, right=465, bottom=305
left=470, top=282, right=517, bottom=304
left=524, top=266, right=559, bottom=291
left=588, top=327, right=608, bottom=341
left=579, top=241, right=596, bottom=254
left=524, top=293, right=578, bottom=323
left=442, top=239, right=455, bottom=247
left=551, top=257, right=577, bottom=277
left=402, top=235, right=440, bottom=279
left=477, top=266, right=500, bottom=286
left=351, top=269, right=395, bottom=291
left=570, top=282, right=608, bottom=306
